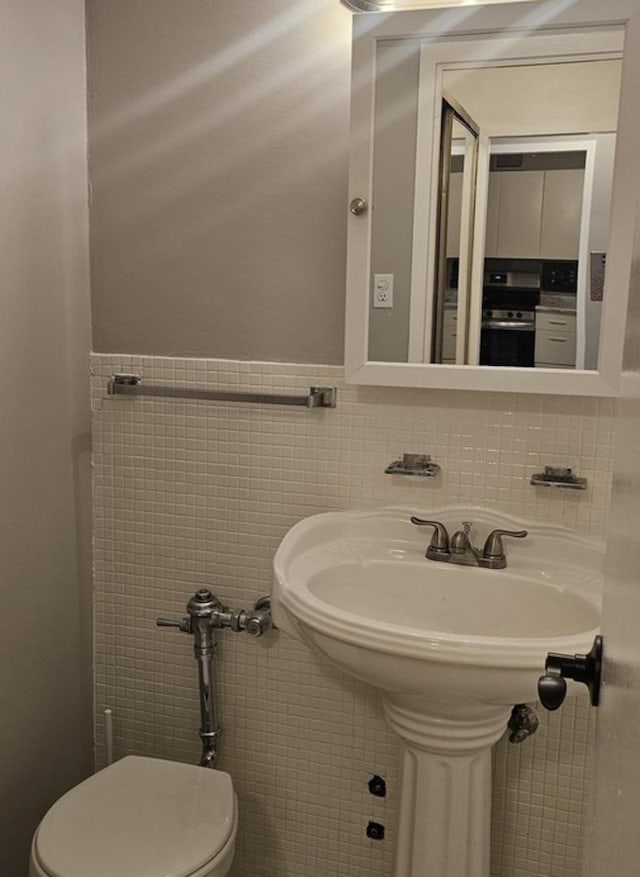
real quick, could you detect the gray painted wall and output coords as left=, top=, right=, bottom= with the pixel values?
left=369, top=40, right=420, bottom=363
left=87, top=0, right=352, bottom=362
left=0, top=1, right=93, bottom=872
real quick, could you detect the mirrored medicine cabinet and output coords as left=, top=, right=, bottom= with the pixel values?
left=344, top=0, right=640, bottom=396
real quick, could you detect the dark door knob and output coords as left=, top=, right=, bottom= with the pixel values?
left=537, top=635, right=603, bottom=711
left=537, top=674, right=568, bottom=711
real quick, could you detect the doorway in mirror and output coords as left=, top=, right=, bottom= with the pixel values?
left=431, top=57, right=620, bottom=369
left=432, top=98, right=479, bottom=365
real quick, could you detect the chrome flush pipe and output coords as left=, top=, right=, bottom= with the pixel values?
left=157, top=588, right=273, bottom=769
left=187, top=590, right=223, bottom=768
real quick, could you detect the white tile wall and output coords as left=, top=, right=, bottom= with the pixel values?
left=91, top=354, right=613, bottom=877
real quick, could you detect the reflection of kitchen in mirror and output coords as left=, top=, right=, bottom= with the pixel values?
left=435, top=59, right=621, bottom=369
left=478, top=149, right=584, bottom=370
left=366, top=40, right=622, bottom=373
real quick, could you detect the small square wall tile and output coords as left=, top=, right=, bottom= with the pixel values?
left=92, top=354, right=610, bottom=877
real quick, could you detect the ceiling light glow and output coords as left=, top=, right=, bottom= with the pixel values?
left=342, top=0, right=538, bottom=10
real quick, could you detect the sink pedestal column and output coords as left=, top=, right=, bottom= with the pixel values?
left=383, top=697, right=511, bottom=877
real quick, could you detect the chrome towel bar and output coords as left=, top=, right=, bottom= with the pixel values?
left=107, top=373, right=337, bottom=409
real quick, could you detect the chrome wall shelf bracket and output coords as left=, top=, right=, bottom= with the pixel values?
left=107, top=374, right=337, bottom=409
left=530, top=466, right=587, bottom=490
left=385, top=453, right=440, bottom=477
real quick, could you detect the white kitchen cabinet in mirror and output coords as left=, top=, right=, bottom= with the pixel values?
left=344, top=0, right=640, bottom=396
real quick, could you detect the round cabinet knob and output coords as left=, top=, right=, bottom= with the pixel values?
left=349, top=197, right=369, bottom=216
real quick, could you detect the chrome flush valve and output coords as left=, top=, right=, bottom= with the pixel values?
left=157, top=588, right=274, bottom=637
left=156, top=589, right=274, bottom=770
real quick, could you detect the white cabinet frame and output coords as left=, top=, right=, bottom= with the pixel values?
left=345, top=0, right=640, bottom=396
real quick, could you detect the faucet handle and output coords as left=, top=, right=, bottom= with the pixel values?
left=410, top=517, right=450, bottom=559
left=482, top=528, right=528, bottom=560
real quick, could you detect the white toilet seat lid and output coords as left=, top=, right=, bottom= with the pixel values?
left=34, top=756, right=236, bottom=877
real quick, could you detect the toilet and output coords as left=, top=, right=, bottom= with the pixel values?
left=29, top=755, right=237, bottom=877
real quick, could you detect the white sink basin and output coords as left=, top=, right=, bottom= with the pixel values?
left=307, top=560, right=597, bottom=638
left=272, top=508, right=603, bottom=877
left=273, top=507, right=602, bottom=709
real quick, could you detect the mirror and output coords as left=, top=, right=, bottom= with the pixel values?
left=345, top=2, right=639, bottom=395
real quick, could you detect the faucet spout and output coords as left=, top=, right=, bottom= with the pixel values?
left=449, top=521, right=482, bottom=566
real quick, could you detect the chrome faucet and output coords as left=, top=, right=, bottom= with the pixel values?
left=411, top=517, right=527, bottom=570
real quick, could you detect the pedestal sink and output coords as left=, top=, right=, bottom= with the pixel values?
left=271, top=507, right=602, bottom=877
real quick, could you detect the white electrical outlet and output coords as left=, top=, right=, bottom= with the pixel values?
left=373, top=273, right=394, bottom=309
